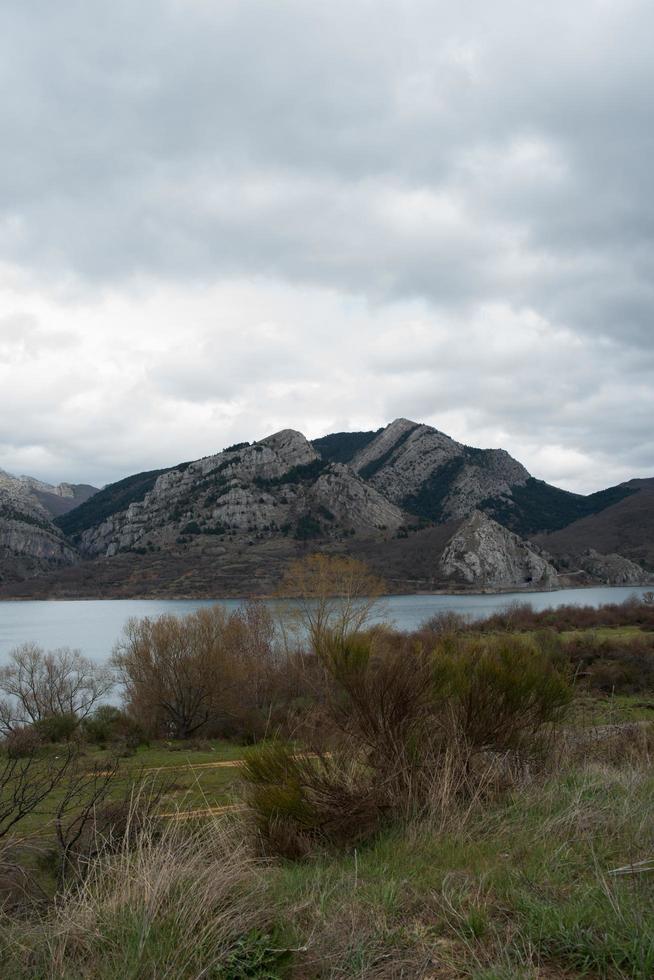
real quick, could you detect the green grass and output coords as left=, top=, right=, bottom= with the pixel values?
left=265, top=763, right=654, bottom=977
left=0, top=739, right=248, bottom=839
left=570, top=692, right=654, bottom=725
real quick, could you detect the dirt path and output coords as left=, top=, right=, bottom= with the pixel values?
left=139, top=759, right=243, bottom=775
left=159, top=803, right=245, bottom=820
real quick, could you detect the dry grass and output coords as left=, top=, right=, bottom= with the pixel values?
left=0, top=792, right=286, bottom=979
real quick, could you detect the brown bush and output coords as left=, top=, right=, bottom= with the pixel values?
left=566, top=633, right=654, bottom=693
left=471, top=596, right=654, bottom=634
left=113, top=600, right=284, bottom=740
left=241, top=632, right=572, bottom=854
left=3, top=725, right=43, bottom=759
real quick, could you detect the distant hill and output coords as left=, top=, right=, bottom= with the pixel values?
left=481, top=479, right=636, bottom=537
left=533, top=478, right=654, bottom=571
left=28, top=482, right=98, bottom=518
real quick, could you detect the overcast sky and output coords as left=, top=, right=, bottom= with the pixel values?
left=0, top=0, right=652, bottom=493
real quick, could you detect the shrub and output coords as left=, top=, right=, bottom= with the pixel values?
left=434, top=634, right=572, bottom=755
left=419, top=609, right=470, bottom=635
left=33, top=712, right=79, bottom=743
left=3, top=725, right=43, bottom=758
left=82, top=705, right=147, bottom=747
left=241, top=632, right=572, bottom=855
left=241, top=741, right=385, bottom=857
left=566, top=633, right=654, bottom=694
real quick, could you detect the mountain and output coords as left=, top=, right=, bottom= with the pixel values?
left=326, top=418, right=634, bottom=536
left=0, top=419, right=650, bottom=598
left=20, top=477, right=98, bottom=519
left=0, top=470, right=86, bottom=581
left=66, top=429, right=405, bottom=559
left=347, top=418, right=531, bottom=522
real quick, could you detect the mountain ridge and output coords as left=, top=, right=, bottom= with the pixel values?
left=0, top=419, right=651, bottom=595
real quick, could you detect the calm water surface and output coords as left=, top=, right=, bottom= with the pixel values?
left=0, top=587, right=650, bottom=664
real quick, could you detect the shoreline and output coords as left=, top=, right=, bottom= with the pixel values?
left=0, top=581, right=651, bottom=603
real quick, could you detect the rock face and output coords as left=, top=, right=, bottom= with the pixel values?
left=575, top=549, right=650, bottom=586
left=350, top=419, right=530, bottom=522
left=439, top=511, right=558, bottom=588
left=0, top=471, right=78, bottom=578
left=78, top=430, right=406, bottom=558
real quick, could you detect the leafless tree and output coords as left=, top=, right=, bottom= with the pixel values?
left=113, top=602, right=282, bottom=740
left=275, top=553, right=387, bottom=654
left=113, top=607, right=234, bottom=739
left=0, top=644, right=114, bottom=735
left=0, top=742, right=78, bottom=840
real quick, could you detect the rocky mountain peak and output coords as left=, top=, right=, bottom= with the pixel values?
left=257, top=428, right=318, bottom=466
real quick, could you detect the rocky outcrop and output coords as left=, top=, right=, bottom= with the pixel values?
left=439, top=510, right=558, bottom=588
left=575, top=549, right=650, bottom=585
left=308, top=464, right=405, bottom=532
left=350, top=419, right=530, bottom=522
left=0, top=473, right=78, bottom=578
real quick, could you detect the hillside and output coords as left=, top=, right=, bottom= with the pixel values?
left=533, top=478, right=654, bottom=571
left=56, top=466, right=174, bottom=538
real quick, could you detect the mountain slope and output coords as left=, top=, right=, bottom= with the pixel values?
left=74, top=429, right=405, bottom=559
left=312, top=429, right=382, bottom=464
left=57, top=467, right=174, bottom=539
left=350, top=419, right=530, bottom=521
left=533, top=478, right=654, bottom=570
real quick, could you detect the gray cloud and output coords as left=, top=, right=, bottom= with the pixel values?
left=0, top=0, right=652, bottom=491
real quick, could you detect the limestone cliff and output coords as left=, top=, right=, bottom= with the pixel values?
left=0, top=471, right=78, bottom=578
left=350, top=419, right=530, bottom=522
left=78, top=430, right=406, bottom=558
left=439, top=510, right=558, bottom=588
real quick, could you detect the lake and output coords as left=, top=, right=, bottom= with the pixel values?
left=0, top=586, right=650, bottom=664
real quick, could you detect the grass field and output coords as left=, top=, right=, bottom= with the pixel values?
left=267, top=761, right=654, bottom=978
left=2, top=621, right=654, bottom=978
left=6, top=738, right=249, bottom=840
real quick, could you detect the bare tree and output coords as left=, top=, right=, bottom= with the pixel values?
left=275, top=554, right=387, bottom=653
left=0, top=742, right=78, bottom=840
left=112, top=607, right=236, bottom=739
left=0, top=644, right=114, bottom=735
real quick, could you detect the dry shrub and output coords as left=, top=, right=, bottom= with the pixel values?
left=3, top=724, right=43, bottom=758
left=1, top=806, right=284, bottom=979
left=241, top=632, right=572, bottom=855
left=566, top=633, right=654, bottom=694
left=474, top=595, right=654, bottom=633
left=562, top=721, right=654, bottom=768
left=0, top=856, right=48, bottom=915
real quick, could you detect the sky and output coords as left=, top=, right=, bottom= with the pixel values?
left=0, top=0, right=652, bottom=494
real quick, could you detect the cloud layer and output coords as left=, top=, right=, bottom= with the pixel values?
left=0, top=0, right=652, bottom=492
